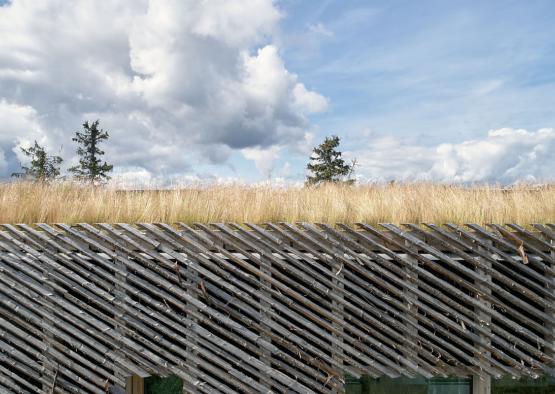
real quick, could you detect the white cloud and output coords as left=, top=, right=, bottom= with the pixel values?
left=293, top=83, right=329, bottom=113
left=0, top=0, right=326, bottom=179
left=0, top=148, right=6, bottom=175
left=350, top=128, right=555, bottom=183
left=0, top=100, right=44, bottom=145
left=293, top=131, right=316, bottom=155
left=242, top=130, right=315, bottom=176
left=108, top=168, right=242, bottom=189
left=0, top=99, right=55, bottom=174
left=188, top=0, right=280, bottom=47
left=241, top=145, right=281, bottom=178
left=279, top=161, right=292, bottom=178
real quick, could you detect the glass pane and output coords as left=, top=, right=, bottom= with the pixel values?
left=144, top=375, right=183, bottom=394
left=346, top=375, right=555, bottom=394
left=360, top=376, right=427, bottom=394
left=428, top=377, right=471, bottom=394
left=492, top=375, right=555, bottom=394
left=345, top=376, right=471, bottom=394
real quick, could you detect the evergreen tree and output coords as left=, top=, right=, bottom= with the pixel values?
left=69, top=120, right=113, bottom=183
left=306, top=135, right=355, bottom=185
left=11, top=141, right=63, bottom=182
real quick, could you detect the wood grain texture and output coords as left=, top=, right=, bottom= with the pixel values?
left=0, top=223, right=553, bottom=393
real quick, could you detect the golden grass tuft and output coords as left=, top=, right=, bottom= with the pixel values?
left=0, top=181, right=553, bottom=225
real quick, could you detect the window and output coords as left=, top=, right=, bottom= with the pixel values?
left=345, top=376, right=471, bottom=394
left=123, top=375, right=183, bottom=394
left=345, top=375, right=555, bottom=394
left=144, top=375, right=183, bottom=394
left=491, top=376, right=555, bottom=393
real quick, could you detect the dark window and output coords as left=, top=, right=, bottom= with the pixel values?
left=491, top=376, right=555, bottom=393
left=144, top=375, right=183, bottom=394
left=345, top=376, right=471, bottom=394
left=346, top=375, right=555, bottom=394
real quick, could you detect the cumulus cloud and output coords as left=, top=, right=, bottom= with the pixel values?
left=293, top=83, right=329, bottom=113
left=350, top=128, right=555, bottom=183
left=241, top=145, right=281, bottom=179
left=0, top=100, right=55, bottom=174
left=0, top=0, right=326, bottom=179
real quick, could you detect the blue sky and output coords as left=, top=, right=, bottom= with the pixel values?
left=257, top=0, right=555, bottom=181
left=0, top=0, right=553, bottom=185
left=280, top=0, right=555, bottom=141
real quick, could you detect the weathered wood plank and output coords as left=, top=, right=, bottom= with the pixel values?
left=0, top=223, right=554, bottom=394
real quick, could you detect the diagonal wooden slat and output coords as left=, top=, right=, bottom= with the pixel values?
left=0, top=223, right=553, bottom=394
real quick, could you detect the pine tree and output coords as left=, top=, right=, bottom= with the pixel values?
left=306, top=135, right=355, bottom=185
left=11, top=141, right=63, bottom=182
left=69, top=120, right=113, bottom=183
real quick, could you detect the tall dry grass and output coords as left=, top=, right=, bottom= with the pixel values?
left=0, top=181, right=553, bottom=224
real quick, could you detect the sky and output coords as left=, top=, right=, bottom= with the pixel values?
left=0, top=0, right=554, bottom=186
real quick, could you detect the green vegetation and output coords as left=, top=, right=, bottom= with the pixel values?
left=11, top=140, right=63, bottom=182
left=306, top=135, right=355, bottom=185
left=68, top=119, right=113, bottom=183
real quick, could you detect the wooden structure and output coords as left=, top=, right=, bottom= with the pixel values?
left=0, top=223, right=553, bottom=393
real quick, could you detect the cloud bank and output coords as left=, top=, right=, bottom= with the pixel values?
left=351, top=128, right=555, bottom=184
left=0, top=0, right=327, bottom=178
left=0, top=1, right=552, bottom=185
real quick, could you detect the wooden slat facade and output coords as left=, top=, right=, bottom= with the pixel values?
left=0, top=223, right=553, bottom=393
